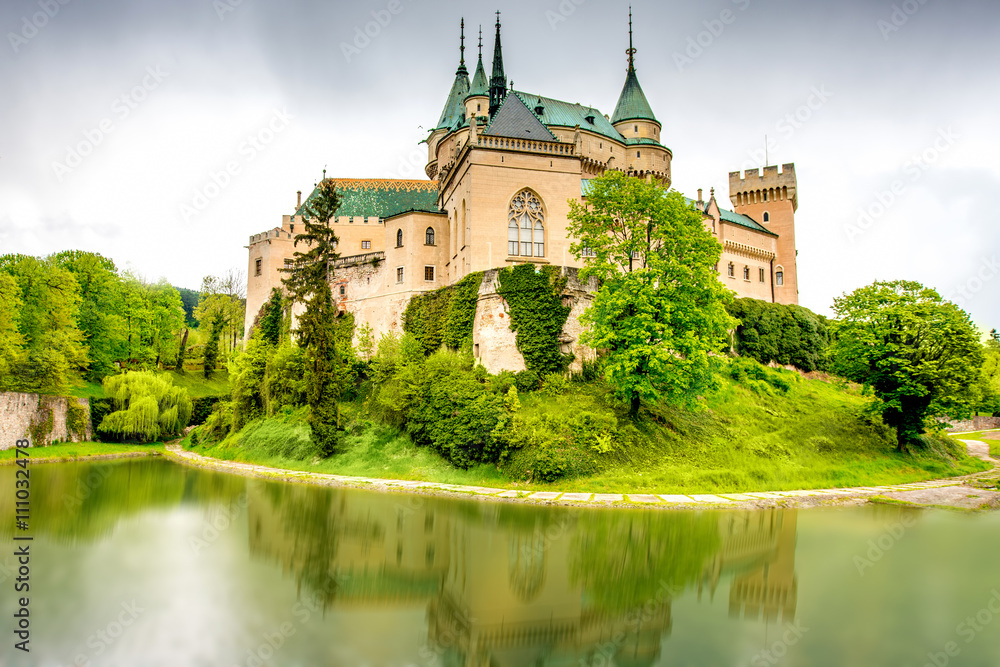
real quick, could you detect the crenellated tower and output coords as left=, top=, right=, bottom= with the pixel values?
left=729, top=164, right=799, bottom=304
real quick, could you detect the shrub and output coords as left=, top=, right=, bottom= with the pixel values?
left=515, top=370, right=540, bottom=393
left=98, top=371, right=192, bottom=442
left=727, top=298, right=829, bottom=371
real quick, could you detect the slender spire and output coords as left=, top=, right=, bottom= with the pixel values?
left=626, top=6, right=636, bottom=73
left=456, top=17, right=468, bottom=76
left=468, top=24, right=489, bottom=98
left=489, top=10, right=507, bottom=118
left=436, top=20, right=471, bottom=130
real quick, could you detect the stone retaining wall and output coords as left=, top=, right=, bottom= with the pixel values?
left=946, top=416, right=1000, bottom=433
left=0, top=392, right=92, bottom=449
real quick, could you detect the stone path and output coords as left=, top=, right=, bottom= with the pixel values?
left=163, top=440, right=1000, bottom=511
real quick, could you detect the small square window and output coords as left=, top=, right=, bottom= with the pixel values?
left=361, top=240, right=371, bottom=250
left=363, top=216, right=368, bottom=224
left=396, top=266, right=404, bottom=283
left=349, top=216, right=354, bottom=224
left=254, top=258, right=262, bottom=276
left=424, top=266, right=435, bottom=282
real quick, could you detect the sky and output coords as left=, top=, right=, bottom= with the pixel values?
left=1, top=0, right=998, bottom=327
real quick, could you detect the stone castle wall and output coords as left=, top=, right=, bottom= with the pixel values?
left=0, top=392, right=92, bottom=449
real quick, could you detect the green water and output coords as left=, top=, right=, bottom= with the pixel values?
left=1, top=458, right=999, bottom=666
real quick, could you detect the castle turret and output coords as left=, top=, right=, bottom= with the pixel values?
left=610, top=9, right=670, bottom=184
left=729, top=164, right=799, bottom=305
left=488, top=12, right=507, bottom=118
left=427, top=20, right=471, bottom=179
left=465, top=25, right=489, bottom=122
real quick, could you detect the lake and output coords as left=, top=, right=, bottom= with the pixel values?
left=2, top=458, right=999, bottom=666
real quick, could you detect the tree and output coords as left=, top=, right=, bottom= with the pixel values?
left=282, top=178, right=343, bottom=456
left=257, top=288, right=285, bottom=347
left=829, top=280, right=982, bottom=450
left=203, top=316, right=222, bottom=379
left=99, top=371, right=192, bottom=442
left=0, top=273, right=25, bottom=391
left=0, top=254, right=88, bottom=393
left=195, top=269, right=246, bottom=356
left=566, top=171, right=733, bottom=416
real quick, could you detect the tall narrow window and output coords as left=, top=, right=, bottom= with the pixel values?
left=727, top=262, right=734, bottom=278
left=254, top=258, right=262, bottom=276
left=425, top=227, right=435, bottom=245
left=743, top=266, right=750, bottom=280
left=763, top=212, right=770, bottom=222
left=759, top=267, right=765, bottom=282
left=396, top=229, right=403, bottom=247
left=776, top=270, right=784, bottom=286
left=396, top=266, right=404, bottom=283
left=507, top=189, right=545, bottom=258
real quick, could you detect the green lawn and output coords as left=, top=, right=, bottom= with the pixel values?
left=0, top=442, right=164, bottom=463
left=71, top=369, right=230, bottom=399
left=184, top=371, right=990, bottom=495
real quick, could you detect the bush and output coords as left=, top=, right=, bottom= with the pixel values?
left=727, top=298, right=829, bottom=371
left=515, top=370, right=540, bottom=393
left=189, top=396, right=223, bottom=426
left=728, top=357, right=793, bottom=395
left=200, top=400, right=233, bottom=443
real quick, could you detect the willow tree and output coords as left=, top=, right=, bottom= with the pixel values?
left=282, top=178, right=342, bottom=456
left=99, top=371, right=192, bottom=442
left=567, top=171, right=733, bottom=416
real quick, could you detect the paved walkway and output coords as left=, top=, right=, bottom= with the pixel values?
left=163, top=440, right=999, bottom=510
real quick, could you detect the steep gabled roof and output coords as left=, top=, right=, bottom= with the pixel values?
left=483, top=92, right=557, bottom=141
left=295, top=179, right=441, bottom=219
left=436, top=71, right=470, bottom=131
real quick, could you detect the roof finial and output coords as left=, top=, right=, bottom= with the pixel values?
left=478, top=25, right=483, bottom=59
left=626, top=6, right=637, bottom=73
left=460, top=18, right=466, bottom=67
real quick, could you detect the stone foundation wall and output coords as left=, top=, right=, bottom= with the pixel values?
left=0, top=392, right=92, bottom=449
left=946, top=416, right=1000, bottom=433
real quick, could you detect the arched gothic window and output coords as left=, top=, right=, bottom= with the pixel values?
left=763, top=212, right=770, bottom=223
left=507, top=189, right=544, bottom=257
left=425, top=227, right=435, bottom=245
left=396, top=229, right=403, bottom=247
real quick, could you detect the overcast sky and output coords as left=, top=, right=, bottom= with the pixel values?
left=1, top=0, right=998, bottom=327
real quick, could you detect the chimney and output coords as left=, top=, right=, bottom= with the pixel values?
left=296, top=190, right=302, bottom=208
left=697, top=188, right=703, bottom=208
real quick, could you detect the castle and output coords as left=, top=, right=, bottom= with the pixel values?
left=244, top=12, right=800, bottom=372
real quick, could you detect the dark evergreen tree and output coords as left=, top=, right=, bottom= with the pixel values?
left=259, top=288, right=284, bottom=347
left=203, top=316, right=222, bottom=380
left=282, top=178, right=343, bottom=456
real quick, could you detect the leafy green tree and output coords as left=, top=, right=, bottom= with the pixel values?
left=0, top=273, right=25, bottom=390
left=99, top=371, right=192, bottom=442
left=282, top=178, right=343, bottom=456
left=203, top=316, right=222, bottom=379
left=829, top=280, right=982, bottom=450
left=195, top=269, right=246, bottom=355
left=567, top=171, right=733, bottom=416
left=52, top=251, right=128, bottom=381
left=230, top=332, right=270, bottom=431
left=258, top=288, right=285, bottom=347
left=0, top=254, right=88, bottom=393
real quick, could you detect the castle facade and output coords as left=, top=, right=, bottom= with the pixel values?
left=244, top=13, right=800, bottom=372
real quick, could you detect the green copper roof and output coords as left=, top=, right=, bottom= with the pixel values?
left=295, top=179, right=441, bottom=219
left=514, top=90, right=625, bottom=143
left=624, top=137, right=663, bottom=146
left=469, top=54, right=488, bottom=97
left=436, top=70, right=470, bottom=130
left=611, top=69, right=658, bottom=125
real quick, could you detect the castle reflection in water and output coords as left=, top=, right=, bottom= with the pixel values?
left=247, top=482, right=798, bottom=667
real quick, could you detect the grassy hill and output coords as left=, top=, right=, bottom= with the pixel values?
left=184, top=363, right=989, bottom=495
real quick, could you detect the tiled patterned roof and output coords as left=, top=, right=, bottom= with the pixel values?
left=295, top=179, right=441, bottom=218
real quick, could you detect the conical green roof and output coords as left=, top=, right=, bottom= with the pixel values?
left=436, top=71, right=469, bottom=130
left=469, top=54, right=488, bottom=97
left=611, top=68, right=657, bottom=125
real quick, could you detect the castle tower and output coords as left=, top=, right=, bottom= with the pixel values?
left=426, top=21, right=471, bottom=179
left=488, top=12, right=507, bottom=118
left=610, top=8, right=670, bottom=185
left=465, top=26, right=489, bottom=121
left=729, top=164, right=799, bottom=305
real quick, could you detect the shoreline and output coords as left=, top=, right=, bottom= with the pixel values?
left=161, top=443, right=999, bottom=511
